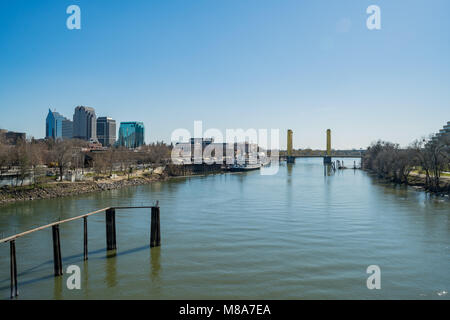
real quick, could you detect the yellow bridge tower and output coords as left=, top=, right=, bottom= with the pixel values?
left=287, top=129, right=295, bottom=163
left=324, top=129, right=332, bottom=164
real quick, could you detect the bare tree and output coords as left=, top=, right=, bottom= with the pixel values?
left=12, top=140, right=30, bottom=186
left=105, top=148, right=117, bottom=176
left=365, top=135, right=449, bottom=192
left=0, top=140, right=11, bottom=175
left=92, top=152, right=109, bottom=178
left=140, top=142, right=172, bottom=164
left=422, top=136, right=449, bottom=191
left=50, top=139, right=85, bottom=181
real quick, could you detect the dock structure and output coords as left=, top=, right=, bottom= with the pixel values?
left=0, top=205, right=161, bottom=299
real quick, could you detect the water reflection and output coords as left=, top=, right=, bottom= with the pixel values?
left=105, top=251, right=117, bottom=289
left=287, top=163, right=293, bottom=180
left=324, top=163, right=334, bottom=176
left=82, top=261, right=89, bottom=296
left=150, top=247, right=161, bottom=280
left=53, top=276, right=63, bottom=300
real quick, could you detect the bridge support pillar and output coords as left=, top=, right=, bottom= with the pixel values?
left=287, top=156, right=295, bottom=164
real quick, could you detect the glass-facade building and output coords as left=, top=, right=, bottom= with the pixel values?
left=118, top=122, right=145, bottom=148
left=46, top=109, right=73, bottom=140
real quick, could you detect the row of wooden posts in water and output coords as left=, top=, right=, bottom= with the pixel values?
left=0, top=205, right=161, bottom=299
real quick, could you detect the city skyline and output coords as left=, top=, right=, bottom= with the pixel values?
left=44, top=106, right=142, bottom=148
left=0, top=0, right=449, bottom=149
left=0, top=1, right=449, bottom=304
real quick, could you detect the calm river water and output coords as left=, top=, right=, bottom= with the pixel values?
left=0, top=158, right=449, bottom=299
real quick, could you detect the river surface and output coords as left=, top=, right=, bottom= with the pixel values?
left=0, top=158, right=449, bottom=299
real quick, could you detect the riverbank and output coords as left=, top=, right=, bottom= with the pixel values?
left=0, top=174, right=165, bottom=206
left=364, top=169, right=450, bottom=196
left=0, top=164, right=227, bottom=205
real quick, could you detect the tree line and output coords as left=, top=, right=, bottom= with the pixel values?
left=0, top=137, right=172, bottom=186
left=362, top=135, right=450, bottom=192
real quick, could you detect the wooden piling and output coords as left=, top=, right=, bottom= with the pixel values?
left=52, top=225, right=63, bottom=276
left=83, top=216, right=88, bottom=261
left=10, top=240, right=18, bottom=298
left=105, top=208, right=117, bottom=251
left=150, top=206, right=161, bottom=247
left=150, top=208, right=155, bottom=247
left=156, top=207, right=161, bottom=247
left=0, top=205, right=163, bottom=297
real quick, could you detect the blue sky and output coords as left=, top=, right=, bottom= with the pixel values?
left=0, top=0, right=449, bottom=149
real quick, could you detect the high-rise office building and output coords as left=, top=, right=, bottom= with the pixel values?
left=118, top=122, right=145, bottom=148
left=97, top=117, right=116, bottom=147
left=430, top=121, right=450, bottom=143
left=46, top=109, right=73, bottom=140
left=73, top=106, right=97, bottom=141
left=62, top=118, right=73, bottom=139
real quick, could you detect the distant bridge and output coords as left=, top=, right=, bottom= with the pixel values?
left=284, top=129, right=365, bottom=163
left=280, top=153, right=364, bottom=159
left=279, top=152, right=364, bottom=161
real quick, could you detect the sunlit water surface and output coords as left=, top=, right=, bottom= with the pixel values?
left=0, top=158, right=449, bottom=299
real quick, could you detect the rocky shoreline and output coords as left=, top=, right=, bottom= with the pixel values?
left=0, top=164, right=230, bottom=206
left=0, top=175, right=169, bottom=206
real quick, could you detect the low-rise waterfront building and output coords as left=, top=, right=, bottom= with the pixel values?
left=0, top=129, right=26, bottom=145
left=174, top=138, right=258, bottom=164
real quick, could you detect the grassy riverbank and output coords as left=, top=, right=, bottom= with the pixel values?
left=364, top=168, right=450, bottom=196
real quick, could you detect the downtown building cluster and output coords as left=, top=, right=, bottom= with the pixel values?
left=45, top=106, right=145, bottom=148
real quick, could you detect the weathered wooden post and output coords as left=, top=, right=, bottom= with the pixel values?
left=150, top=206, right=161, bottom=247
left=52, top=225, right=63, bottom=276
left=83, top=216, right=88, bottom=261
left=10, top=240, right=18, bottom=298
left=105, top=208, right=117, bottom=251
